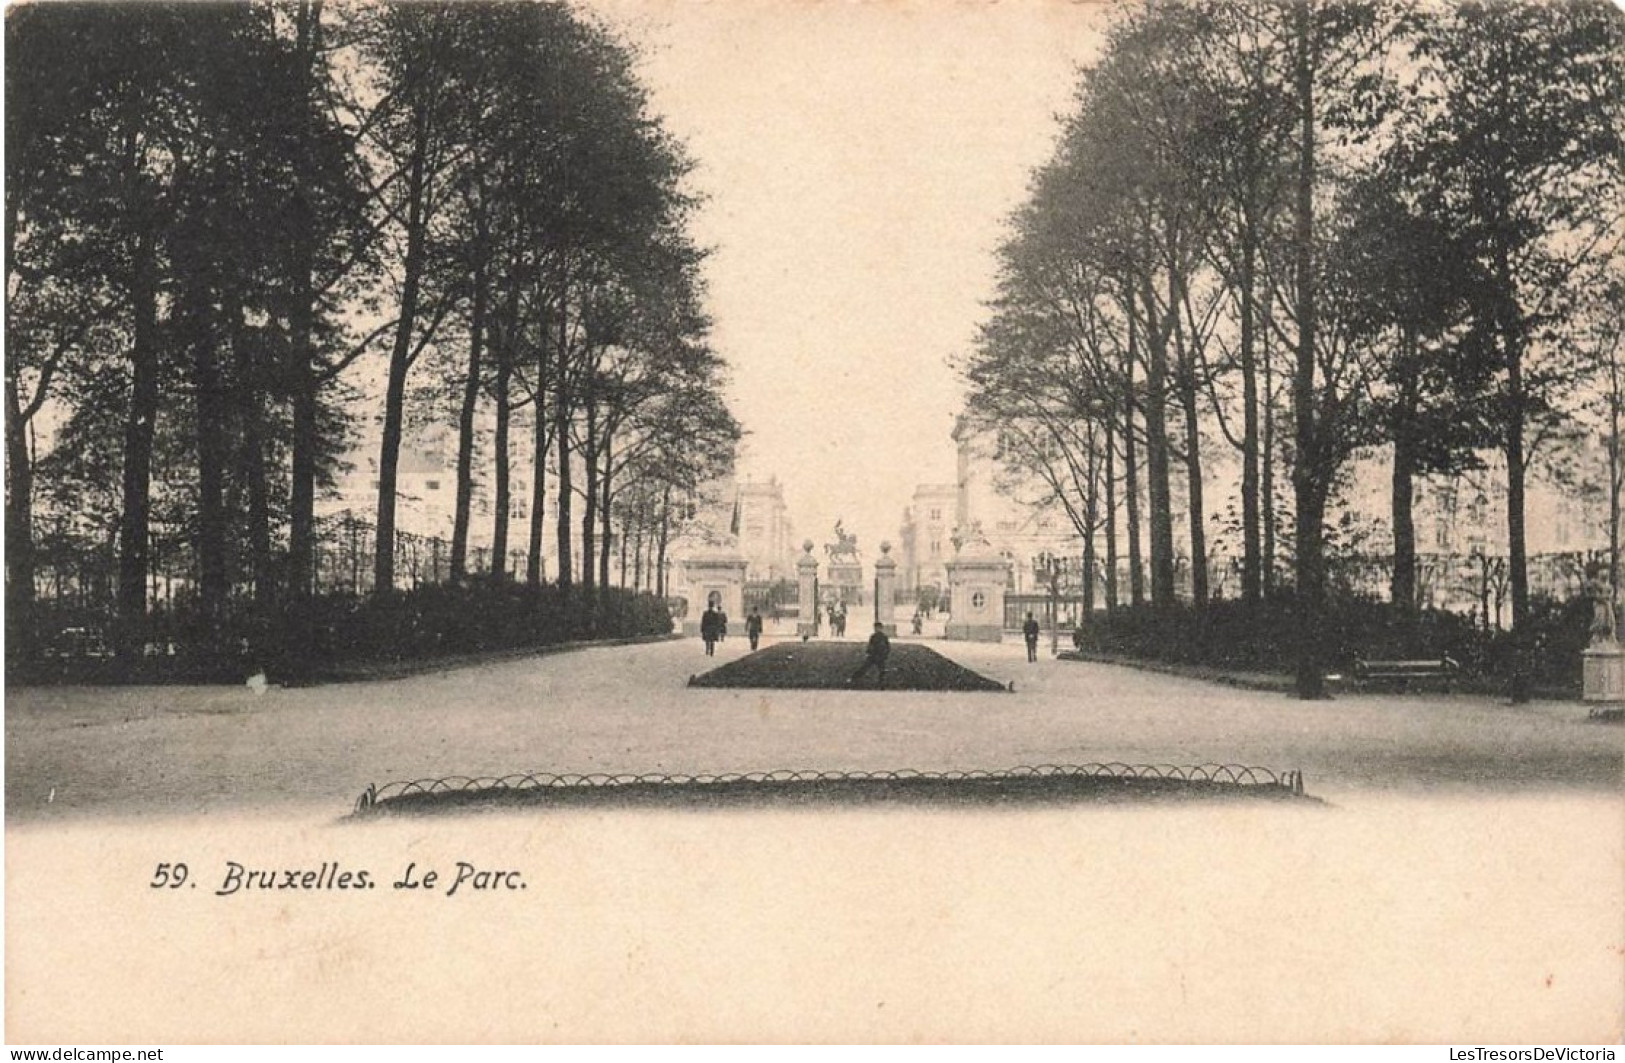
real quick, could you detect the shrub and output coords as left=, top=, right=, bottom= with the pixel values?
left=1075, top=593, right=1589, bottom=694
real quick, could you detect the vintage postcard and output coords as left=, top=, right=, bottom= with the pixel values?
left=5, top=0, right=1623, bottom=1047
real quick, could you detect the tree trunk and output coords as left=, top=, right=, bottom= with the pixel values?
left=1390, top=358, right=1419, bottom=614
left=117, top=223, right=160, bottom=658
left=185, top=277, right=230, bottom=626
left=374, top=101, right=431, bottom=596
left=1142, top=276, right=1176, bottom=608
left=450, top=185, right=489, bottom=583
left=1182, top=380, right=1208, bottom=608
left=229, top=294, right=272, bottom=611
left=528, top=298, right=550, bottom=586
left=656, top=486, right=671, bottom=598
left=1104, top=421, right=1118, bottom=611
left=1291, top=2, right=1326, bottom=700
left=581, top=400, right=597, bottom=593
left=1173, top=262, right=1207, bottom=609
left=491, top=269, right=520, bottom=581
left=287, top=290, right=319, bottom=600
left=5, top=367, right=36, bottom=659
left=1239, top=228, right=1262, bottom=603
left=1502, top=254, right=1531, bottom=704
left=1123, top=298, right=1144, bottom=608
left=286, top=0, right=325, bottom=607
left=1083, top=427, right=1100, bottom=618
left=552, top=275, right=573, bottom=592
left=599, top=438, right=614, bottom=594
left=1262, top=299, right=1277, bottom=597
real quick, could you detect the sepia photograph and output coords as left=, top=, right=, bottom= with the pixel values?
left=4, top=0, right=1623, bottom=1046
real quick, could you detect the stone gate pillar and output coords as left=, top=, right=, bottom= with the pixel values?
left=944, top=539, right=1011, bottom=642
left=873, top=541, right=898, bottom=636
left=679, top=549, right=749, bottom=637
left=796, top=540, right=820, bottom=639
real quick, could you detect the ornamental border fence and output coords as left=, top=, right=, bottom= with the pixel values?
left=354, top=761, right=1308, bottom=813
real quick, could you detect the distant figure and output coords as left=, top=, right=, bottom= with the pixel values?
left=911, top=611, right=923, bottom=636
left=849, top=622, right=891, bottom=687
left=1023, top=612, right=1041, bottom=663
left=700, top=606, right=720, bottom=656
left=718, top=609, right=729, bottom=643
left=835, top=603, right=848, bottom=638
left=747, top=608, right=764, bottom=651
left=1072, top=624, right=1085, bottom=652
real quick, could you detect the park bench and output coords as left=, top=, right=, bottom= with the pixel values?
left=1352, top=655, right=1461, bottom=691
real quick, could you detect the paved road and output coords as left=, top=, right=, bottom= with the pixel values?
left=6, top=635, right=1618, bottom=821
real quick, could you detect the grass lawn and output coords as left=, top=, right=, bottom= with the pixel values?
left=686, top=640, right=1008, bottom=692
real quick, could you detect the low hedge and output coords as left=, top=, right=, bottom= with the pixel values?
left=13, top=580, right=674, bottom=685
left=1074, top=594, right=1592, bottom=695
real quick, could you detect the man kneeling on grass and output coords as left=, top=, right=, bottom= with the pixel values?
left=849, top=622, right=891, bottom=687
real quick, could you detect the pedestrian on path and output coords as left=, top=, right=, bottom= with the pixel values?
left=747, top=608, right=764, bottom=651
left=849, top=623, right=891, bottom=687
left=701, top=606, right=720, bottom=656
left=1023, top=612, right=1041, bottom=663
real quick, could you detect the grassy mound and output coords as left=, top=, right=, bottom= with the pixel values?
left=687, top=641, right=1007, bottom=692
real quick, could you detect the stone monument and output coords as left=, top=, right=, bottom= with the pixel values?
left=873, top=540, right=898, bottom=636
left=796, top=540, right=820, bottom=639
left=679, top=541, right=749, bottom=638
left=944, top=528, right=1011, bottom=642
left=1582, top=576, right=1623, bottom=704
left=823, top=519, right=864, bottom=607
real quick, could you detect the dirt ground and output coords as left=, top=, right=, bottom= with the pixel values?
left=6, top=635, right=1623, bottom=1042
left=6, top=634, right=1619, bottom=821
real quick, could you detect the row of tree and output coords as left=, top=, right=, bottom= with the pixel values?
left=960, top=0, right=1623, bottom=698
left=6, top=1, right=741, bottom=658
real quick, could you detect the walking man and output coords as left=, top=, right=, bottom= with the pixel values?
left=746, top=607, right=764, bottom=651
left=1023, top=611, right=1041, bottom=663
left=849, top=622, right=891, bottom=687
left=701, top=605, right=720, bottom=656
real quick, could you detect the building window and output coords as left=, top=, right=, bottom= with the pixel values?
left=971, top=591, right=986, bottom=610
left=930, top=540, right=940, bottom=556
left=371, top=480, right=380, bottom=490
left=930, top=508, right=941, bottom=521
left=425, top=480, right=441, bottom=491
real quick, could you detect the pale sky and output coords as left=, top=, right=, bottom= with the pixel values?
left=581, top=0, right=1114, bottom=551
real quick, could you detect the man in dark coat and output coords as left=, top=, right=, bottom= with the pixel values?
left=1023, top=612, right=1041, bottom=663
left=746, top=607, right=764, bottom=651
left=849, top=623, right=891, bottom=687
left=700, top=606, right=719, bottom=656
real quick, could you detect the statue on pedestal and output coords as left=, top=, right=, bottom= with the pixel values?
left=1588, top=573, right=1619, bottom=646
left=824, top=519, right=861, bottom=563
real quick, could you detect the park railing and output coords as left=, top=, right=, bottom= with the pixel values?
left=355, top=762, right=1309, bottom=814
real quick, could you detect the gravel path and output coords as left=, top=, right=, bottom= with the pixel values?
left=7, top=635, right=1618, bottom=822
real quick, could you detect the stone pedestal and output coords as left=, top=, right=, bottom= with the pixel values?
left=679, top=552, right=748, bottom=637
left=796, top=542, right=820, bottom=639
left=1583, top=641, right=1625, bottom=703
left=873, top=541, right=898, bottom=636
left=944, top=543, right=1011, bottom=643
left=827, top=561, right=864, bottom=606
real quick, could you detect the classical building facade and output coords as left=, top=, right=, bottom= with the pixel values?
left=915, top=416, right=1611, bottom=628
left=734, top=477, right=797, bottom=583
left=897, top=484, right=957, bottom=594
